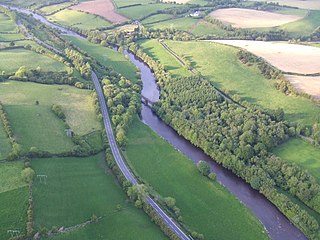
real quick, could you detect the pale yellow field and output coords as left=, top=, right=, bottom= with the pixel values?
left=252, top=0, right=320, bottom=10
left=284, top=75, right=320, bottom=99
left=209, top=8, right=304, bottom=28
left=213, top=40, right=320, bottom=74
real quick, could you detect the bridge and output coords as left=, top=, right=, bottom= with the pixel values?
left=141, top=95, right=156, bottom=107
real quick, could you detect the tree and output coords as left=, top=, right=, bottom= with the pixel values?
left=21, top=167, right=35, bottom=183
left=208, top=172, right=216, bottom=181
left=9, top=41, right=15, bottom=47
left=197, top=160, right=210, bottom=176
left=164, top=197, right=176, bottom=209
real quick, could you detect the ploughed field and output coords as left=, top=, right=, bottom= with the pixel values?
left=210, top=8, right=304, bottom=28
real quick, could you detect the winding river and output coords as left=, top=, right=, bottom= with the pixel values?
left=4, top=5, right=307, bottom=240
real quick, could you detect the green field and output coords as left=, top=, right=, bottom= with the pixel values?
left=48, top=9, right=111, bottom=30
left=0, top=48, right=66, bottom=74
left=124, top=118, right=268, bottom=240
left=0, top=13, right=17, bottom=32
left=139, top=39, right=190, bottom=77
left=0, top=162, right=29, bottom=239
left=273, top=138, right=320, bottom=182
left=141, top=14, right=174, bottom=25
left=39, top=2, right=73, bottom=15
left=145, top=40, right=320, bottom=126
left=118, top=3, right=176, bottom=20
left=113, top=0, right=154, bottom=8
left=0, top=122, right=11, bottom=160
left=278, top=10, right=320, bottom=36
left=32, top=154, right=166, bottom=240
left=145, top=16, right=198, bottom=31
left=64, top=36, right=139, bottom=82
left=0, top=33, right=25, bottom=41
left=0, top=81, right=101, bottom=152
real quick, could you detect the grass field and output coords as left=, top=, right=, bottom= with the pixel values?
left=145, top=17, right=198, bottom=31
left=252, top=0, right=320, bottom=10
left=113, top=0, right=154, bottom=8
left=124, top=118, right=268, bottom=240
left=118, top=3, right=176, bottom=20
left=0, top=13, right=17, bottom=32
left=64, top=36, right=139, bottom=82
left=273, top=138, right=320, bottom=182
left=0, top=33, right=25, bottom=41
left=39, top=2, right=73, bottom=15
left=143, top=40, right=320, bottom=126
left=0, top=162, right=29, bottom=239
left=48, top=9, right=111, bottom=30
left=0, top=81, right=101, bottom=152
left=141, top=14, right=174, bottom=25
left=0, top=48, right=66, bottom=74
left=32, top=154, right=166, bottom=239
left=0, top=122, right=11, bottom=160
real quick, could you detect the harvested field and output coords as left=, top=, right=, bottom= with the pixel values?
left=71, top=0, right=129, bottom=24
left=209, top=8, right=304, bottom=28
left=252, top=0, right=320, bottom=10
left=213, top=40, right=320, bottom=74
left=284, top=75, right=320, bottom=99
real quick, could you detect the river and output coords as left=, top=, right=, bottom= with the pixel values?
left=4, top=5, right=307, bottom=240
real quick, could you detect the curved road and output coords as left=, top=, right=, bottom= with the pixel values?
left=92, top=72, right=190, bottom=240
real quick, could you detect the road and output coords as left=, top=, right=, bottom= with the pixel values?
left=91, top=71, right=190, bottom=240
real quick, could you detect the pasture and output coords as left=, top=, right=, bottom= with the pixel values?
left=149, top=40, right=320, bottom=126
left=48, top=9, right=111, bottom=30
left=39, top=2, right=74, bottom=15
left=214, top=40, right=320, bottom=74
left=0, top=13, right=17, bottom=32
left=139, top=39, right=190, bottom=77
left=251, top=0, right=320, bottom=10
left=0, top=162, right=28, bottom=239
left=284, top=75, right=320, bottom=99
left=209, top=8, right=304, bottom=28
left=0, top=33, right=25, bottom=41
left=0, top=81, right=101, bottom=152
left=32, top=154, right=166, bottom=239
left=273, top=138, right=320, bottom=182
left=64, top=36, right=139, bottom=82
left=124, top=118, right=268, bottom=240
left=0, top=48, right=66, bottom=74
left=113, top=0, right=154, bottom=8
left=71, top=0, right=128, bottom=24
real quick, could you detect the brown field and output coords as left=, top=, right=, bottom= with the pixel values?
left=209, top=8, right=304, bottom=28
left=252, top=0, right=320, bottom=10
left=213, top=40, right=320, bottom=74
left=284, top=75, right=320, bottom=99
left=71, top=0, right=129, bottom=24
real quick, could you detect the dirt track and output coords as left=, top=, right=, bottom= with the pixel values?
left=210, top=8, right=304, bottom=28
left=71, top=0, right=129, bottom=24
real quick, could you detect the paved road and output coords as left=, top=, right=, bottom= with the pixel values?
left=92, top=71, right=190, bottom=240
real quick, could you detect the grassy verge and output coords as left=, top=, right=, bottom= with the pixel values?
left=32, top=153, right=166, bottom=240
left=123, top=117, right=268, bottom=240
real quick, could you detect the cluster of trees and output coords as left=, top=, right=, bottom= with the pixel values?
left=153, top=75, right=320, bottom=238
left=51, top=104, right=66, bottom=120
left=0, top=102, right=22, bottom=161
left=102, top=77, right=141, bottom=146
left=65, top=48, right=92, bottom=79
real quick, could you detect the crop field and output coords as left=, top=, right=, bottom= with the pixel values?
left=284, top=75, right=320, bottom=99
left=0, top=123, right=11, bottom=160
left=0, top=48, right=66, bottom=74
left=48, top=9, right=112, bottom=30
left=0, top=162, right=28, bottom=239
left=209, top=8, right=304, bottom=28
left=252, top=0, right=320, bottom=10
left=71, top=0, right=128, bottom=24
left=214, top=40, right=320, bottom=74
left=139, top=39, right=190, bottom=77
left=39, top=2, right=74, bottom=15
left=273, top=138, right=320, bottom=182
left=149, top=40, right=320, bottom=126
left=124, top=118, right=268, bottom=240
left=0, top=13, right=17, bottom=32
left=118, top=3, right=176, bottom=20
left=32, top=154, right=166, bottom=239
left=64, top=36, right=139, bottom=82
left=0, top=81, right=101, bottom=152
